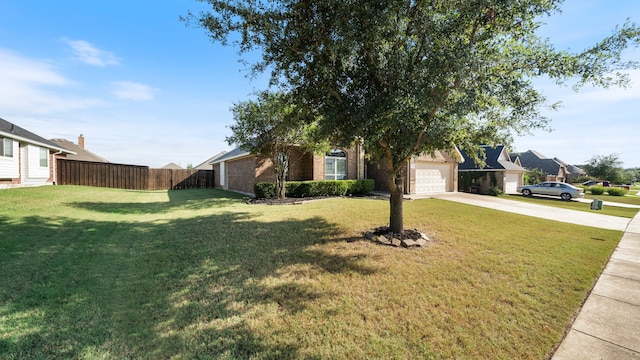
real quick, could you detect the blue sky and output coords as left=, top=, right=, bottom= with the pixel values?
left=1, top=1, right=639, bottom=168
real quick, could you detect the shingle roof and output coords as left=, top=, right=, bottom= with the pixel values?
left=0, top=118, right=73, bottom=153
left=459, top=145, right=525, bottom=172
left=161, top=162, right=183, bottom=169
left=49, top=138, right=109, bottom=163
left=194, top=151, right=227, bottom=169
left=515, top=150, right=564, bottom=175
left=209, top=147, right=251, bottom=164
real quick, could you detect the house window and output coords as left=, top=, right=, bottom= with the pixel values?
left=39, top=147, right=48, bottom=167
left=0, top=138, right=13, bottom=157
left=325, top=150, right=347, bottom=180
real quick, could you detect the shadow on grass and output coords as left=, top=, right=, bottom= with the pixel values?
left=70, top=188, right=247, bottom=215
left=0, top=194, right=374, bottom=358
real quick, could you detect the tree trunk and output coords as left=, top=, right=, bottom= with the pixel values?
left=388, top=172, right=404, bottom=234
left=275, top=152, right=288, bottom=199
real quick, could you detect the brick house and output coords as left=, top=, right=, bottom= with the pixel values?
left=367, top=149, right=463, bottom=195
left=210, top=143, right=366, bottom=196
left=0, top=118, right=74, bottom=188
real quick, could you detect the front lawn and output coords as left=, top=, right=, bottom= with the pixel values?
left=0, top=186, right=623, bottom=359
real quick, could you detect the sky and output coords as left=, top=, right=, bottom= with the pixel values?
left=0, top=1, right=639, bottom=169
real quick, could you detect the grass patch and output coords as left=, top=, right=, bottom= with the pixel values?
left=505, top=194, right=639, bottom=218
left=584, top=192, right=640, bottom=205
left=0, top=186, right=623, bottom=359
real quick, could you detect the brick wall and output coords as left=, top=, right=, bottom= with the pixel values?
left=227, top=157, right=259, bottom=194
left=212, top=163, right=221, bottom=188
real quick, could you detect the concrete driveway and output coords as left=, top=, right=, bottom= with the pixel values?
left=424, top=192, right=631, bottom=231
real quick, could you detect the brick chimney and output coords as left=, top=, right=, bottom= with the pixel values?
left=78, top=134, right=85, bottom=149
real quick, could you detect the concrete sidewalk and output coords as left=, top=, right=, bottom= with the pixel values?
left=422, top=192, right=640, bottom=358
left=552, top=214, right=640, bottom=359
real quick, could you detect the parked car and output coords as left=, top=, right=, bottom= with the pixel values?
left=517, top=181, right=585, bottom=200
left=582, top=180, right=604, bottom=187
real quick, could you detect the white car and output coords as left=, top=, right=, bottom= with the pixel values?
left=517, top=181, right=585, bottom=201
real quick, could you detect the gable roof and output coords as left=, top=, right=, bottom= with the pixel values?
left=515, top=150, right=565, bottom=176
left=0, top=118, right=73, bottom=153
left=209, top=147, right=251, bottom=164
left=194, top=151, right=227, bottom=169
left=49, top=138, right=109, bottom=163
left=459, top=145, right=526, bottom=172
left=161, top=162, right=183, bottom=169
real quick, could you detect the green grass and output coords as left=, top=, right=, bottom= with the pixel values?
left=504, top=194, right=639, bottom=218
left=0, top=186, right=624, bottom=359
left=583, top=192, right=640, bottom=205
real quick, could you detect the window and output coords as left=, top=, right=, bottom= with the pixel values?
left=39, top=147, right=48, bottom=167
left=0, top=138, right=13, bottom=157
left=325, top=150, right=347, bottom=180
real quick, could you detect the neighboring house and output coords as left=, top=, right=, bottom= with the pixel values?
left=210, top=144, right=366, bottom=196
left=514, top=150, right=568, bottom=182
left=50, top=134, right=109, bottom=163
left=193, top=151, right=226, bottom=170
left=0, top=118, right=74, bottom=188
left=553, top=158, right=585, bottom=182
left=366, top=149, right=463, bottom=195
left=161, top=162, right=183, bottom=169
left=458, top=145, right=526, bottom=194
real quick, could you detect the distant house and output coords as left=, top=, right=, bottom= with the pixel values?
left=210, top=145, right=365, bottom=196
left=366, top=149, right=463, bottom=195
left=50, top=135, right=109, bottom=163
left=161, top=162, right=183, bottom=169
left=0, top=118, right=74, bottom=188
left=553, top=158, right=585, bottom=182
left=458, top=145, right=526, bottom=194
left=514, top=150, right=568, bottom=182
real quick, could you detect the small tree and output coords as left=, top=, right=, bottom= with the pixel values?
left=582, top=154, right=625, bottom=184
left=227, top=91, right=317, bottom=199
left=524, top=168, right=545, bottom=185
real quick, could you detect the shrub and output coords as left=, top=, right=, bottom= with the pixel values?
left=589, top=186, right=605, bottom=195
left=254, top=182, right=277, bottom=198
left=254, top=179, right=375, bottom=198
left=488, top=187, right=503, bottom=196
left=606, top=187, right=627, bottom=196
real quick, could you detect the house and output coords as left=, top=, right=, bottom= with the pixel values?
left=514, top=150, right=568, bottom=182
left=0, top=118, right=74, bottom=188
left=50, top=135, right=109, bottom=163
left=210, top=144, right=365, bottom=196
left=193, top=151, right=226, bottom=170
left=366, top=149, right=463, bottom=195
left=553, top=158, right=585, bottom=182
left=458, top=145, right=526, bottom=194
left=161, top=162, right=183, bottom=169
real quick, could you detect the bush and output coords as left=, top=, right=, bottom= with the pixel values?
left=488, top=187, right=503, bottom=196
left=606, top=187, right=627, bottom=196
left=589, top=186, right=605, bottom=195
left=254, top=179, right=375, bottom=198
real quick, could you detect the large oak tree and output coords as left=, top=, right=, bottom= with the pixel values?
left=185, top=0, right=639, bottom=233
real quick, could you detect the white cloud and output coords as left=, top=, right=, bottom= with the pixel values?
left=64, top=39, right=120, bottom=67
left=0, top=48, right=105, bottom=114
left=112, top=81, right=157, bottom=101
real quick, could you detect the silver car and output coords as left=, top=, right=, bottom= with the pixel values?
left=517, top=181, right=584, bottom=201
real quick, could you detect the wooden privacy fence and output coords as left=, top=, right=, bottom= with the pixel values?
left=56, top=159, right=214, bottom=190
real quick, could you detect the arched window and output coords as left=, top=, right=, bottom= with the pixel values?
left=325, top=150, right=346, bottom=180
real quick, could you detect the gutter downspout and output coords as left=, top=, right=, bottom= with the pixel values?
left=52, top=150, right=63, bottom=185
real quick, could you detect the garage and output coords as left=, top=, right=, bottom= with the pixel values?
left=504, top=172, right=520, bottom=194
left=414, top=162, right=453, bottom=194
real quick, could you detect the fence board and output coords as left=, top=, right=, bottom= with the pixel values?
left=56, top=159, right=213, bottom=190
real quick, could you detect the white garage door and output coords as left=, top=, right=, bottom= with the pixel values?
left=415, top=162, right=451, bottom=194
left=505, top=172, right=520, bottom=194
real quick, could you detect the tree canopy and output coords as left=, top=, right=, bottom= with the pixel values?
left=582, top=153, right=626, bottom=184
left=227, top=91, right=321, bottom=199
left=185, top=0, right=640, bottom=232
